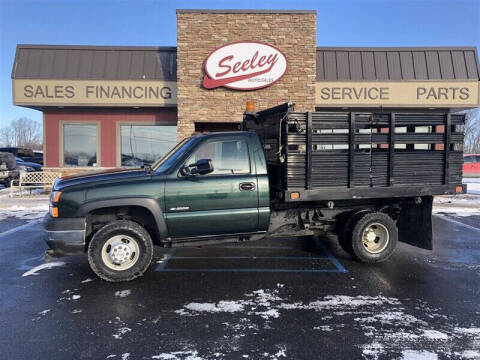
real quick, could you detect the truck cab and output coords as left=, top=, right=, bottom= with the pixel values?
left=45, top=131, right=270, bottom=281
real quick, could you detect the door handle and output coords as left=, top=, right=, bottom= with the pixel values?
left=239, top=182, right=256, bottom=191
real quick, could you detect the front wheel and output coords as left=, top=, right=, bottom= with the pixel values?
left=88, top=220, right=153, bottom=282
left=351, top=212, right=398, bottom=263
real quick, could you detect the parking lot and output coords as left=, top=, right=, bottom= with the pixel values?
left=0, top=203, right=479, bottom=360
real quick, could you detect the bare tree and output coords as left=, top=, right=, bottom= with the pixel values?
left=0, top=117, right=42, bottom=149
left=464, top=108, right=480, bottom=154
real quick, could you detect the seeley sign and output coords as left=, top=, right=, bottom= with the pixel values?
left=203, top=41, right=288, bottom=90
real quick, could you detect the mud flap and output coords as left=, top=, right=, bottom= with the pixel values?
left=397, top=196, right=433, bottom=250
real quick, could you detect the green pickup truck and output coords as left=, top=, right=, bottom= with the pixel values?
left=44, top=103, right=465, bottom=281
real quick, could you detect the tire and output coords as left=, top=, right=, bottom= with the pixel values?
left=351, top=212, right=398, bottom=263
left=336, top=211, right=368, bottom=256
left=88, top=220, right=153, bottom=282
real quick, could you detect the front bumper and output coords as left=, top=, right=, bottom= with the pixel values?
left=43, top=214, right=86, bottom=256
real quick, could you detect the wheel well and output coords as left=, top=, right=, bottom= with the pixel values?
left=334, top=202, right=401, bottom=234
left=85, top=206, right=160, bottom=245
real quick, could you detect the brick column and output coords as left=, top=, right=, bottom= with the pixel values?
left=176, top=10, right=317, bottom=141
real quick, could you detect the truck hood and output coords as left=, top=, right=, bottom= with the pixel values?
left=54, top=168, right=150, bottom=190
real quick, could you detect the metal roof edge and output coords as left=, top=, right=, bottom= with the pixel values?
left=15, top=44, right=177, bottom=51
left=176, top=9, right=316, bottom=14
left=11, top=44, right=20, bottom=79
left=316, top=46, right=479, bottom=51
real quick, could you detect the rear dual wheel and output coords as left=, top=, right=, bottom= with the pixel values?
left=338, top=212, right=397, bottom=263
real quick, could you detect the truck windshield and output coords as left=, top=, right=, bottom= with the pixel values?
left=151, top=137, right=198, bottom=173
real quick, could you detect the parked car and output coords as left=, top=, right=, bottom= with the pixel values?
left=15, top=156, right=42, bottom=172
left=0, top=147, right=44, bottom=165
left=0, top=152, right=19, bottom=187
left=463, top=154, right=480, bottom=177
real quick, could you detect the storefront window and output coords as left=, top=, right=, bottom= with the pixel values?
left=120, top=125, right=177, bottom=167
left=63, top=124, right=98, bottom=167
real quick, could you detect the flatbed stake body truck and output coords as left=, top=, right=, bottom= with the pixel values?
left=44, top=102, right=466, bottom=281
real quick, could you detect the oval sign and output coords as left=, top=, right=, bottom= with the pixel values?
left=203, top=41, right=288, bottom=91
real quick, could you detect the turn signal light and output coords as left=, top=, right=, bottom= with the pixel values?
left=456, top=186, right=463, bottom=193
left=51, top=207, right=59, bottom=218
left=245, top=100, right=255, bottom=112
left=53, top=191, right=62, bottom=203
left=290, top=192, right=300, bottom=200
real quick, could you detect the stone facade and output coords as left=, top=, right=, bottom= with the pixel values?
left=176, top=10, right=317, bottom=140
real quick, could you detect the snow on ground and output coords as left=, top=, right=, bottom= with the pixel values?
left=0, top=204, right=49, bottom=221
left=172, top=287, right=480, bottom=359
left=433, top=192, right=480, bottom=217
left=151, top=350, right=202, bottom=360
left=400, top=350, right=439, bottom=360
left=0, top=188, right=49, bottom=220
left=115, top=290, right=132, bottom=298
left=464, top=177, right=480, bottom=195
left=21, top=261, right=66, bottom=277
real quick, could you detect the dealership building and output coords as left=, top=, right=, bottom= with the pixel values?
left=11, top=9, right=480, bottom=169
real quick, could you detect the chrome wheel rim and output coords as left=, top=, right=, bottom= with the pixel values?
left=101, top=234, right=140, bottom=271
left=362, top=222, right=389, bottom=254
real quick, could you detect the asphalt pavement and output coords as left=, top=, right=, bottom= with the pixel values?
left=0, top=212, right=479, bottom=360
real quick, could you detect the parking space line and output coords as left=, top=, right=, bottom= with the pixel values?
left=0, top=220, right=41, bottom=238
left=314, top=238, right=348, bottom=273
left=156, top=252, right=172, bottom=270
left=434, top=214, right=480, bottom=233
left=155, top=239, right=348, bottom=273
left=158, top=268, right=345, bottom=273
left=168, top=256, right=329, bottom=260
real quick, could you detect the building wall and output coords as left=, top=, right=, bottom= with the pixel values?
left=176, top=10, right=317, bottom=140
left=43, top=108, right=177, bottom=167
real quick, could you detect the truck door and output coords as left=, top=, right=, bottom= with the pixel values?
left=164, top=136, right=259, bottom=239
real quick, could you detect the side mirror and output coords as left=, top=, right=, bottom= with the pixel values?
left=180, top=159, right=214, bottom=177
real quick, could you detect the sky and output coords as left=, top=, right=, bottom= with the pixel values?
left=0, top=0, right=479, bottom=129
